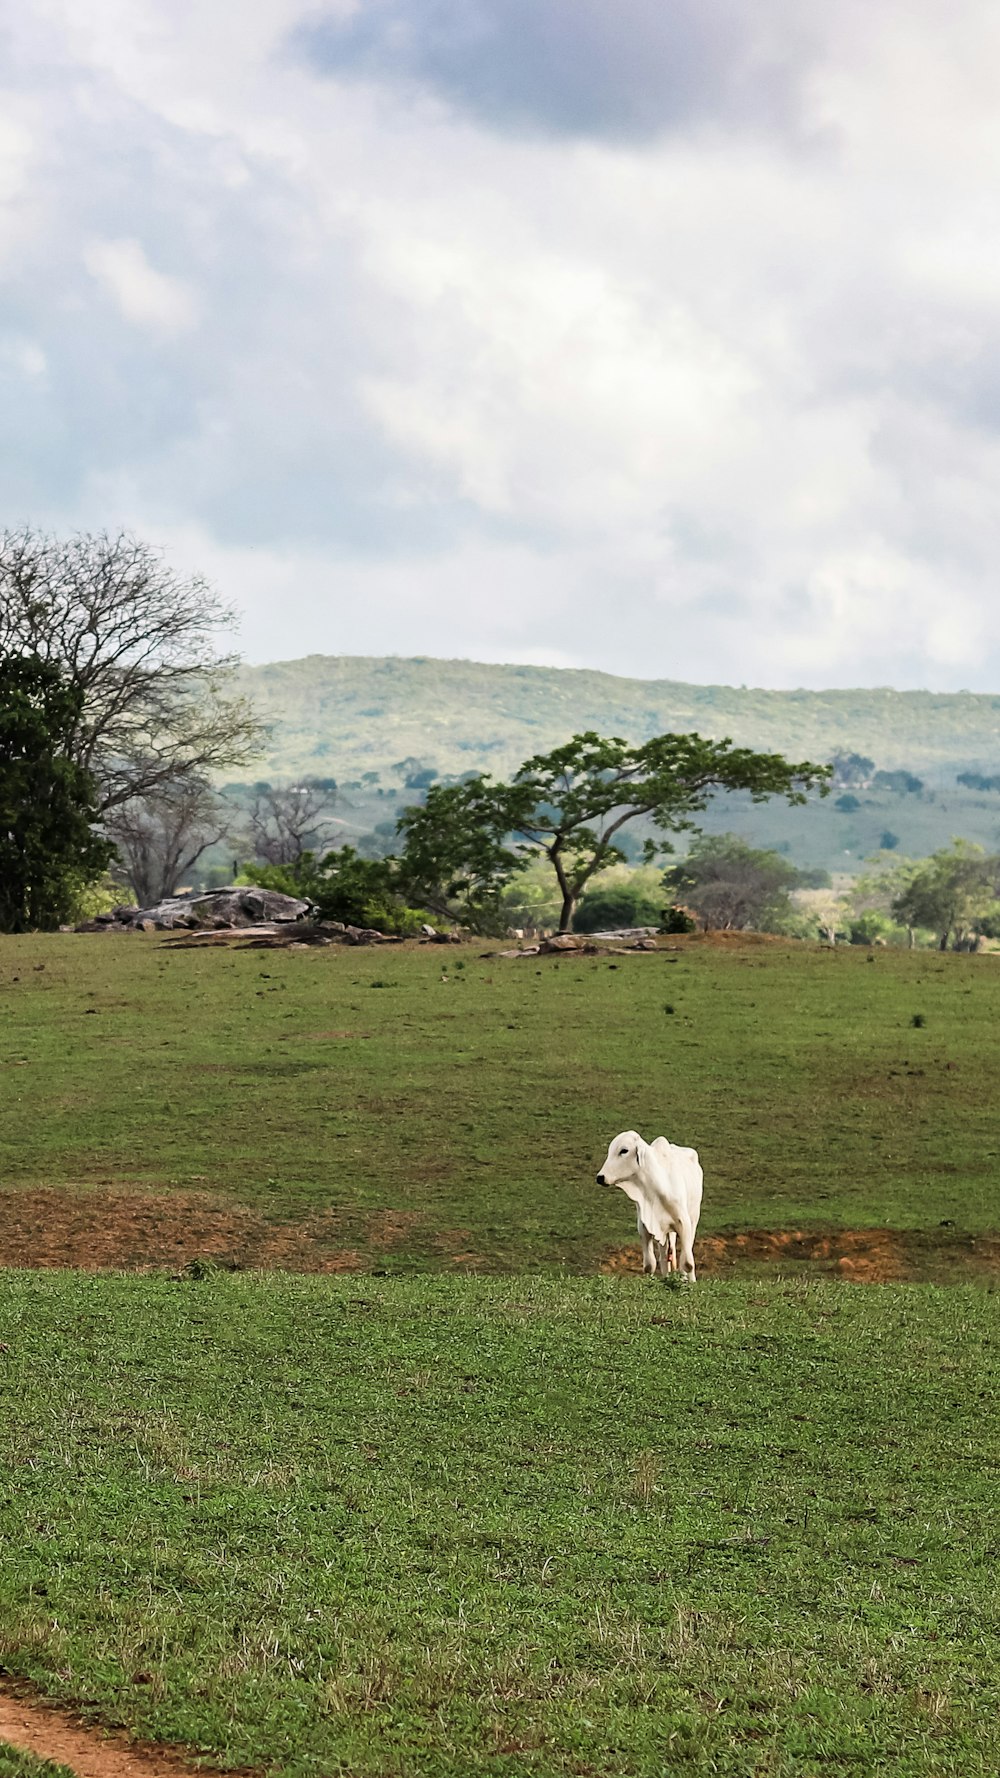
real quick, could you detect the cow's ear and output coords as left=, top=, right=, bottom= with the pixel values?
left=634, top=1137, right=646, bottom=1169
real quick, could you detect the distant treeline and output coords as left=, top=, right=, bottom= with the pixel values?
left=957, top=771, right=1000, bottom=792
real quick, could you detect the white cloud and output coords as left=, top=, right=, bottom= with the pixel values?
left=83, top=237, right=198, bottom=336
left=0, top=113, right=33, bottom=206
left=0, top=335, right=47, bottom=379
left=2, top=0, right=1000, bottom=691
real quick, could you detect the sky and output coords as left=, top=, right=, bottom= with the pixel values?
left=2, top=0, right=1000, bottom=690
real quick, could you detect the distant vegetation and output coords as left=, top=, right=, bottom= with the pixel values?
left=397, top=731, right=826, bottom=932
left=236, top=654, right=1000, bottom=780
left=224, top=655, right=1000, bottom=876
left=958, top=770, right=1000, bottom=791
left=5, top=545, right=1000, bottom=914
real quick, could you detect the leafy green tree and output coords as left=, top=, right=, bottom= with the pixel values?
left=847, top=851, right=919, bottom=945
left=661, top=834, right=803, bottom=933
left=0, top=656, right=114, bottom=931
left=497, top=857, right=563, bottom=934
left=398, top=731, right=828, bottom=933
left=574, top=880, right=664, bottom=933
left=891, top=841, right=999, bottom=950
left=847, top=910, right=897, bottom=946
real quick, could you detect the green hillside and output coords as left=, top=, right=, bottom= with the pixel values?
left=236, top=654, right=1000, bottom=782
left=223, top=655, right=1000, bottom=873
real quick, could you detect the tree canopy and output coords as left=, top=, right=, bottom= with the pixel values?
left=0, top=656, right=114, bottom=932
left=662, top=834, right=803, bottom=933
left=398, top=730, right=829, bottom=932
left=891, top=841, right=999, bottom=949
left=0, top=529, right=263, bottom=813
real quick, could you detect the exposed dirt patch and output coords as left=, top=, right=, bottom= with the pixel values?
left=0, top=1190, right=994, bottom=1282
left=0, top=1188, right=426, bottom=1274
left=601, top=1227, right=1000, bottom=1283
left=0, top=1679, right=248, bottom=1778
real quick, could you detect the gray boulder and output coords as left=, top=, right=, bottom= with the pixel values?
left=76, top=884, right=312, bottom=933
left=190, top=886, right=313, bottom=927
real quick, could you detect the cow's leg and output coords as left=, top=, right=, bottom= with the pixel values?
left=675, top=1217, right=697, bottom=1283
left=656, top=1237, right=675, bottom=1277
left=638, top=1217, right=658, bottom=1276
left=655, top=1232, right=680, bottom=1277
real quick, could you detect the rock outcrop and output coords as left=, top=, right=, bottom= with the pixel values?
left=77, top=885, right=312, bottom=932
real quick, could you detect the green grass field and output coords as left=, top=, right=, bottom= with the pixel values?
left=0, top=934, right=998, bottom=1776
left=0, top=1271, right=997, bottom=1777
left=0, top=934, right=998, bottom=1271
left=0, top=1751, right=73, bottom=1778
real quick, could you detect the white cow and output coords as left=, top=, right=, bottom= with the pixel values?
left=596, top=1130, right=703, bottom=1282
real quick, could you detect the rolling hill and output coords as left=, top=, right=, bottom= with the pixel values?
left=225, top=655, right=1000, bottom=872
left=236, top=654, right=1000, bottom=781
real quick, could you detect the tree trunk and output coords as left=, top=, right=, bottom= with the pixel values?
left=548, top=844, right=577, bottom=933
left=938, top=929, right=950, bottom=951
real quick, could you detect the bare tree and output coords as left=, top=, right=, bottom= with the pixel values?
left=106, top=777, right=230, bottom=905
left=245, top=779, right=340, bottom=865
left=662, top=835, right=801, bottom=932
left=0, top=529, right=265, bottom=812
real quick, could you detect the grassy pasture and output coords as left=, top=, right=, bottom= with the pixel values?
left=0, top=936, right=998, bottom=1775
left=0, top=1752, right=72, bottom=1778
left=0, top=934, right=998, bottom=1272
left=0, top=1271, right=996, bottom=1777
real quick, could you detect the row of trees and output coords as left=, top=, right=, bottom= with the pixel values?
left=830, top=752, right=925, bottom=795
left=0, top=530, right=264, bottom=929
left=0, top=532, right=349, bottom=920
left=848, top=842, right=1000, bottom=950
left=5, top=528, right=1000, bottom=946
left=0, top=529, right=833, bottom=932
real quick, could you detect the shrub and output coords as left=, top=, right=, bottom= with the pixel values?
left=848, top=910, right=900, bottom=946
left=574, top=883, right=663, bottom=932
left=662, top=905, right=697, bottom=934
left=238, top=848, right=429, bottom=935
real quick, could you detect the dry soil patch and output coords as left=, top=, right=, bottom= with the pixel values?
left=0, top=1187, right=420, bottom=1273
left=0, top=1682, right=247, bottom=1778
left=0, top=1188, right=995, bottom=1280
left=601, top=1226, right=1000, bottom=1282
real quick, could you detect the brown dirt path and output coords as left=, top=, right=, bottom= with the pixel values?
left=0, top=1682, right=247, bottom=1778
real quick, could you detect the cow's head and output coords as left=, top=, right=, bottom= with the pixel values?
left=596, top=1130, right=647, bottom=1188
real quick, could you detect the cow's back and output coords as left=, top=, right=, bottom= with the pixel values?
left=651, top=1136, right=703, bottom=1229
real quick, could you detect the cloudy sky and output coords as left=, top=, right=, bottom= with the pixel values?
left=2, top=0, right=1000, bottom=690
